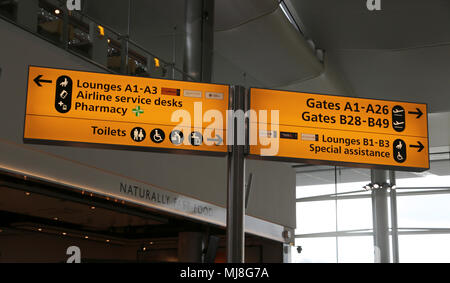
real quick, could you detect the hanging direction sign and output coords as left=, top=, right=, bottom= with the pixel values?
left=24, top=66, right=229, bottom=155
left=249, top=88, right=429, bottom=171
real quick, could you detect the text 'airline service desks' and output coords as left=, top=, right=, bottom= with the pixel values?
left=24, top=66, right=229, bottom=155
left=249, top=88, right=429, bottom=171
left=24, top=66, right=429, bottom=172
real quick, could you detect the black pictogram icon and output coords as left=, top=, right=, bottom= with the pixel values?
left=392, top=105, right=405, bottom=132
left=393, top=139, right=407, bottom=163
left=150, top=128, right=165, bottom=144
left=190, top=131, right=203, bottom=146
left=55, top=76, right=73, bottom=113
left=131, top=127, right=146, bottom=142
left=170, top=130, right=184, bottom=145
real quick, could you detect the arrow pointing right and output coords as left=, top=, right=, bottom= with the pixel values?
left=409, top=141, right=425, bottom=152
left=207, top=135, right=223, bottom=145
left=408, top=108, right=424, bottom=119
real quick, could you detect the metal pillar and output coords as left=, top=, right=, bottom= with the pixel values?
left=120, top=0, right=131, bottom=75
left=61, top=6, right=69, bottom=50
left=183, top=0, right=214, bottom=82
left=226, top=86, right=246, bottom=263
left=200, top=0, right=214, bottom=82
left=389, top=170, right=400, bottom=263
left=120, top=37, right=129, bottom=75
left=89, top=22, right=108, bottom=66
left=371, top=169, right=390, bottom=263
left=178, top=232, right=204, bottom=262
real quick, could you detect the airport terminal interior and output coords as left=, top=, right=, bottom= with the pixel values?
left=0, top=0, right=450, bottom=263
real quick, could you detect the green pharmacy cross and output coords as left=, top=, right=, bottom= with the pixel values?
left=132, top=106, right=144, bottom=117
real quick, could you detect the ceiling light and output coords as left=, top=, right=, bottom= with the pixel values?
left=25, top=192, right=31, bottom=196
left=55, top=9, right=60, bottom=15
left=106, top=239, right=110, bottom=243
left=97, top=25, right=105, bottom=36
left=62, top=232, right=67, bottom=236
left=363, top=184, right=372, bottom=190
left=38, top=228, right=42, bottom=232
left=154, top=58, right=160, bottom=68
left=90, top=206, right=95, bottom=210
left=84, top=236, right=89, bottom=239
left=53, top=217, right=59, bottom=221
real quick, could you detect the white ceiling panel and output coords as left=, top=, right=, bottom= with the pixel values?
left=286, top=0, right=450, bottom=50
left=214, top=7, right=323, bottom=87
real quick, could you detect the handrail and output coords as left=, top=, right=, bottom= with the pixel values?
left=53, top=0, right=198, bottom=81
left=0, top=0, right=198, bottom=82
left=0, top=13, right=115, bottom=75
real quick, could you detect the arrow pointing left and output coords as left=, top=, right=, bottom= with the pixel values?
left=33, top=75, right=52, bottom=87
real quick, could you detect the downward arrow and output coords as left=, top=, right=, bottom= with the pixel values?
left=33, top=75, right=52, bottom=87
left=409, top=141, right=425, bottom=152
left=408, top=108, right=423, bottom=119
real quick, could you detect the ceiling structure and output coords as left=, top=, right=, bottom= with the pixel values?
left=282, top=0, right=450, bottom=113
left=214, top=0, right=450, bottom=112
left=213, top=0, right=325, bottom=89
left=82, top=0, right=450, bottom=112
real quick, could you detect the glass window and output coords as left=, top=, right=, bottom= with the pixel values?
left=336, top=168, right=371, bottom=194
left=399, top=235, right=450, bottom=263
left=296, top=159, right=450, bottom=264
left=292, top=238, right=337, bottom=263
left=296, top=201, right=336, bottom=234
left=296, top=183, right=335, bottom=199
left=397, top=194, right=450, bottom=228
left=396, top=174, right=450, bottom=188
left=336, top=199, right=373, bottom=231
left=337, top=236, right=374, bottom=263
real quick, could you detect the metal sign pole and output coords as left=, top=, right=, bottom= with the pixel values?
left=371, top=169, right=391, bottom=263
left=226, top=86, right=246, bottom=263
left=389, top=170, right=400, bottom=263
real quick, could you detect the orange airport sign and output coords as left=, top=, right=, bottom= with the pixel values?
left=24, top=66, right=229, bottom=154
left=249, top=88, right=429, bottom=171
